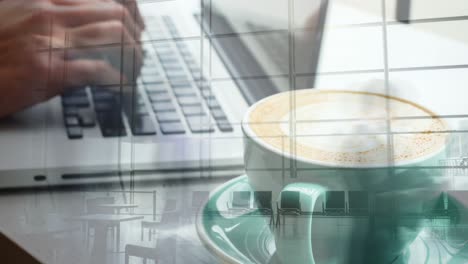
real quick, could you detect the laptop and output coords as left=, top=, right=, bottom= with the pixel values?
left=0, top=0, right=328, bottom=188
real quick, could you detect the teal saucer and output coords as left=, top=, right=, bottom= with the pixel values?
left=196, top=175, right=275, bottom=263
left=196, top=175, right=458, bottom=264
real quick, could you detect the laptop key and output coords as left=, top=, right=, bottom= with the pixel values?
left=181, top=105, right=206, bottom=116
left=184, top=58, right=197, bottom=66
left=97, top=112, right=126, bottom=137
left=143, top=58, right=158, bottom=67
left=131, top=115, right=156, bottom=136
left=205, top=98, right=221, bottom=109
left=185, top=116, right=214, bottom=133
left=179, top=46, right=191, bottom=54
left=162, top=64, right=184, bottom=72
left=63, top=107, right=79, bottom=117
left=137, top=96, right=146, bottom=106
left=92, top=92, right=115, bottom=101
left=171, top=82, right=192, bottom=90
left=143, top=74, right=165, bottom=84
left=141, top=67, right=161, bottom=76
left=78, top=109, right=96, bottom=127
left=154, top=47, right=173, bottom=55
left=148, top=92, right=171, bottom=102
left=160, top=122, right=185, bottom=135
left=66, top=126, right=83, bottom=139
left=177, top=96, right=200, bottom=106
left=173, top=89, right=196, bottom=97
left=159, top=57, right=179, bottom=64
left=200, top=89, right=214, bottom=99
left=167, top=74, right=189, bottom=82
left=152, top=102, right=176, bottom=112
left=186, top=61, right=199, bottom=70
left=158, top=53, right=178, bottom=60
left=217, top=122, right=234, bottom=132
left=168, top=77, right=190, bottom=84
left=185, top=61, right=197, bottom=68
left=145, top=83, right=167, bottom=93
left=62, top=96, right=90, bottom=107
left=126, top=105, right=149, bottom=116
left=154, top=49, right=173, bottom=57
left=65, top=116, right=80, bottom=126
left=94, top=101, right=116, bottom=112
left=166, top=69, right=186, bottom=76
left=169, top=78, right=190, bottom=87
left=190, top=70, right=202, bottom=79
left=79, top=115, right=96, bottom=127
left=211, top=108, right=228, bottom=121
left=155, top=111, right=180, bottom=123
left=198, top=83, right=210, bottom=91
left=156, top=47, right=174, bottom=53
left=100, top=126, right=126, bottom=138
left=180, top=51, right=192, bottom=59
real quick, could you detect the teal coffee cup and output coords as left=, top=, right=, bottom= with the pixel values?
left=242, top=89, right=450, bottom=263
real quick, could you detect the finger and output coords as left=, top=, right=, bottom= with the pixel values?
left=0, top=10, right=53, bottom=39
left=66, top=21, right=143, bottom=76
left=53, top=2, right=142, bottom=39
left=51, top=0, right=112, bottom=5
left=52, top=0, right=145, bottom=29
left=63, top=47, right=142, bottom=85
left=52, top=58, right=125, bottom=90
left=68, top=20, right=136, bottom=47
left=32, top=34, right=66, bottom=51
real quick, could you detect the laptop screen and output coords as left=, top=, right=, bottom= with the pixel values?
left=203, top=0, right=328, bottom=104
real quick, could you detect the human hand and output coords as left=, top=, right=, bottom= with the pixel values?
left=0, top=0, right=144, bottom=118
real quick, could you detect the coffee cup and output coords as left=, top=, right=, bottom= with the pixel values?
left=242, top=89, right=450, bottom=263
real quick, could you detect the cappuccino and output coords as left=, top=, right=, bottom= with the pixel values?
left=245, top=90, right=448, bottom=166
left=242, top=90, right=449, bottom=263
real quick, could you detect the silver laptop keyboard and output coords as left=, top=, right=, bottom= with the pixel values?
left=61, top=16, right=233, bottom=139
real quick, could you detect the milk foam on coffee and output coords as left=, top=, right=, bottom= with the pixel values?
left=246, top=90, right=448, bottom=166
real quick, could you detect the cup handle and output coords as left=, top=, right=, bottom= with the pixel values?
left=275, top=182, right=326, bottom=264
